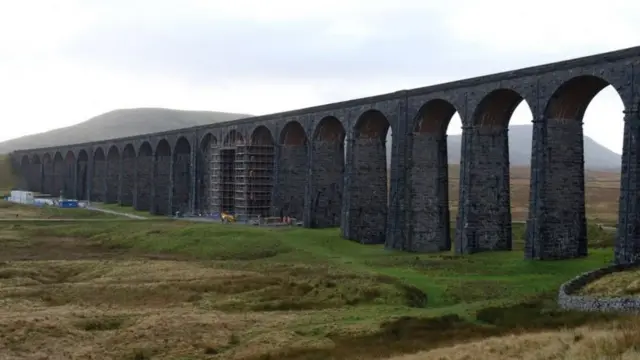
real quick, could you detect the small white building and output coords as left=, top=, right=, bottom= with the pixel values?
left=9, top=190, right=34, bottom=205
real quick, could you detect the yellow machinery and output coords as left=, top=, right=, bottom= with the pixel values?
left=221, top=212, right=236, bottom=223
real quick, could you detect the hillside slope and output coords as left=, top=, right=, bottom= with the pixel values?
left=0, top=108, right=252, bottom=153
left=446, top=125, right=621, bottom=170
left=384, top=124, right=620, bottom=171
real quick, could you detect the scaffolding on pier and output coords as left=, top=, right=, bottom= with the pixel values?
left=234, top=144, right=275, bottom=220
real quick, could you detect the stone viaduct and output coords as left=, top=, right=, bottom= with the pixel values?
left=9, top=46, right=640, bottom=264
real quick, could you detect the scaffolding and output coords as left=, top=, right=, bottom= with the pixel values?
left=208, top=129, right=276, bottom=222
left=234, top=144, right=275, bottom=220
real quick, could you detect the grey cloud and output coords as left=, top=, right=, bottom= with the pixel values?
left=59, top=7, right=555, bottom=86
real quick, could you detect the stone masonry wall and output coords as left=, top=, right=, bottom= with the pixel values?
left=209, top=148, right=222, bottom=214
left=30, top=164, right=42, bottom=193
left=120, top=157, right=135, bottom=206
left=459, top=127, right=511, bottom=254
left=105, top=158, right=120, bottom=203
left=64, top=161, right=75, bottom=198
left=539, top=119, right=587, bottom=259
left=277, top=145, right=307, bottom=220
left=558, top=262, right=640, bottom=313
left=91, top=160, right=105, bottom=202
left=52, top=160, right=64, bottom=197
left=409, top=133, right=451, bottom=252
left=616, top=111, right=640, bottom=264
left=173, top=153, right=191, bottom=214
left=310, top=140, right=344, bottom=228
left=135, top=156, right=153, bottom=211
left=77, top=161, right=88, bottom=200
left=346, top=138, right=387, bottom=244
left=196, top=150, right=210, bottom=214
left=153, top=156, right=171, bottom=215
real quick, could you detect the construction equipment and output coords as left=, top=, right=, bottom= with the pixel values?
left=221, top=212, right=236, bottom=223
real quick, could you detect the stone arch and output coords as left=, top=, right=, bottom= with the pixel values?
left=354, top=109, right=390, bottom=141
left=172, top=136, right=192, bottom=214
left=415, top=99, right=459, bottom=134
left=310, top=116, right=346, bottom=228
left=460, top=88, right=532, bottom=254
left=345, top=109, right=391, bottom=244
left=251, top=125, right=275, bottom=145
left=545, top=75, right=624, bottom=121
left=276, top=121, right=309, bottom=221
left=30, top=154, right=42, bottom=193
left=241, top=126, right=276, bottom=218
left=280, top=121, right=308, bottom=146
left=153, top=139, right=172, bottom=215
left=223, top=129, right=245, bottom=146
left=120, top=144, right=136, bottom=206
left=91, top=148, right=105, bottom=202
left=196, top=133, right=217, bottom=214
left=531, top=75, right=626, bottom=261
left=407, top=98, right=461, bottom=253
left=42, top=153, right=52, bottom=196
left=105, top=145, right=120, bottom=203
left=19, top=155, right=30, bottom=190
left=219, top=130, right=244, bottom=214
left=63, top=151, right=76, bottom=198
left=473, top=88, right=527, bottom=128
left=52, top=152, right=64, bottom=197
left=76, top=149, right=89, bottom=200
left=135, top=141, right=153, bottom=211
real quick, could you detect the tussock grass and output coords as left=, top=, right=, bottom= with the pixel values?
left=0, top=215, right=630, bottom=359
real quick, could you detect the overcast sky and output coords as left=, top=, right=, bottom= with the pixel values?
left=1, top=0, right=638, bottom=153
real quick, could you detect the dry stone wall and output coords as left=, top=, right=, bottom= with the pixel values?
left=558, top=262, right=640, bottom=313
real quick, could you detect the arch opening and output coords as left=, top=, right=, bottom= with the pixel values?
left=172, top=137, right=192, bottom=215
left=91, top=148, right=105, bottom=202
left=153, top=139, right=172, bottom=215
left=76, top=150, right=89, bottom=200
left=217, top=130, right=245, bottom=215
left=534, top=75, right=625, bottom=261
left=406, top=99, right=460, bottom=253
left=232, top=126, right=276, bottom=219
left=62, top=151, right=76, bottom=199
left=276, top=121, right=308, bottom=222
left=346, top=109, right=392, bottom=244
left=120, top=144, right=136, bottom=206
left=29, top=155, right=42, bottom=193
left=19, top=155, right=30, bottom=190
left=310, top=116, right=346, bottom=228
left=196, top=134, right=216, bottom=215
left=461, top=89, right=532, bottom=254
left=52, top=152, right=64, bottom=198
left=135, top=142, right=153, bottom=211
left=105, top=146, right=121, bottom=204
left=42, top=153, right=52, bottom=196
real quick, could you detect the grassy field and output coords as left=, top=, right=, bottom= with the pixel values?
left=0, top=216, right=636, bottom=359
left=446, top=165, right=621, bottom=224
left=0, top=201, right=122, bottom=220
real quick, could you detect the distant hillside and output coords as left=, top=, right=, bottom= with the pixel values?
left=384, top=124, right=620, bottom=171
left=0, top=108, right=252, bottom=153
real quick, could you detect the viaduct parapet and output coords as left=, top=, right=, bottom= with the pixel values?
left=10, top=46, right=640, bottom=263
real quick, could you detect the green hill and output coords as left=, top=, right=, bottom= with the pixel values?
left=0, top=108, right=253, bottom=153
